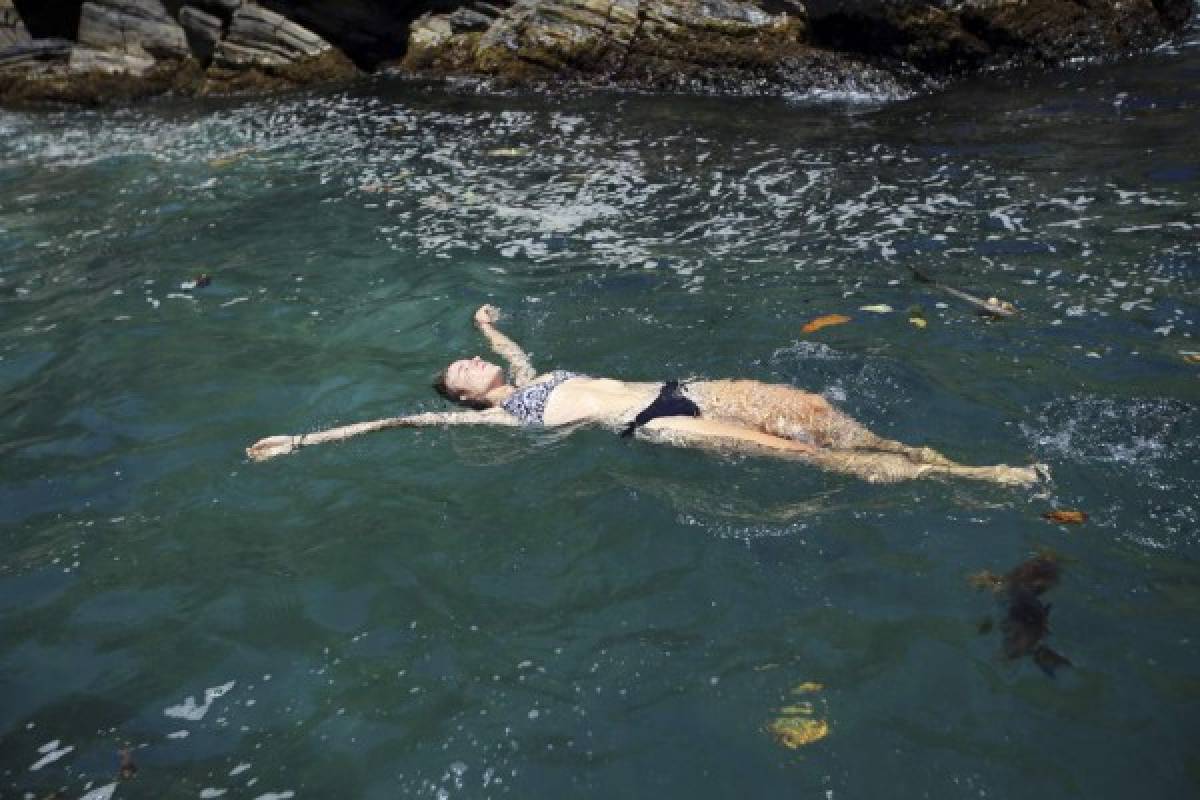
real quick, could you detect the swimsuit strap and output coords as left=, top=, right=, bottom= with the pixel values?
left=501, top=371, right=580, bottom=426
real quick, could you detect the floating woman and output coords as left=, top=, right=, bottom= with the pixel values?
left=246, top=305, right=1046, bottom=486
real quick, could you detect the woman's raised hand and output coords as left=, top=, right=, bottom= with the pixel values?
left=474, top=304, right=501, bottom=327
left=246, top=435, right=299, bottom=461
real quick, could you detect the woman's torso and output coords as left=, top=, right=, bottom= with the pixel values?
left=505, top=373, right=663, bottom=428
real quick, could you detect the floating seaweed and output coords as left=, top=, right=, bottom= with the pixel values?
left=1043, top=509, right=1088, bottom=525
left=768, top=716, right=830, bottom=749
left=971, top=551, right=1072, bottom=676
left=767, top=680, right=830, bottom=750
left=801, top=314, right=850, bottom=334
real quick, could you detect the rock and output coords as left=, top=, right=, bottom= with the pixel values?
left=408, top=0, right=816, bottom=89
left=2, top=0, right=1195, bottom=105
left=402, top=0, right=1192, bottom=91
left=214, top=4, right=336, bottom=68
left=0, top=0, right=31, bottom=47
left=472, top=0, right=644, bottom=77
left=0, top=55, right=201, bottom=106
left=623, top=0, right=811, bottom=86
left=179, top=5, right=222, bottom=64
left=0, top=38, right=72, bottom=73
left=77, top=0, right=190, bottom=61
left=69, top=42, right=156, bottom=74
left=404, top=2, right=511, bottom=71
left=803, top=0, right=1194, bottom=73
left=203, top=47, right=359, bottom=94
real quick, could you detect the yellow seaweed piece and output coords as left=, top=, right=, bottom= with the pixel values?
left=768, top=717, right=829, bottom=749
left=779, top=702, right=814, bottom=715
left=908, top=316, right=928, bottom=329
left=790, top=681, right=824, bottom=694
left=1183, top=353, right=1200, bottom=364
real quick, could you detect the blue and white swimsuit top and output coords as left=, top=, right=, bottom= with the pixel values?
left=500, top=371, right=581, bottom=426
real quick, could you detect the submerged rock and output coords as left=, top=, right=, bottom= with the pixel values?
left=971, top=551, right=1073, bottom=677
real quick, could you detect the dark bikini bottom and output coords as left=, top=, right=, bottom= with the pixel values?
left=620, top=381, right=701, bottom=438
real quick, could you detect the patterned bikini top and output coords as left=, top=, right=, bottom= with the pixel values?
left=500, top=371, right=581, bottom=426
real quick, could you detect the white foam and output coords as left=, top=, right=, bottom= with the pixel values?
left=80, top=784, right=117, bottom=800
left=29, top=741, right=73, bottom=771
left=164, top=680, right=236, bottom=721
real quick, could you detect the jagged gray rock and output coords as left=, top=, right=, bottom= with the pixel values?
left=0, top=39, right=72, bottom=73
left=401, top=0, right=1192, bottom=92
left=77, top=0, right=190, bottom=60
left=179, top=5, right=223, bottom=63
left=69, top=42, right=156, bottom=74
left=0, top=0, right=31, bottom=47
left=214, top=3, right=333, bottom=68
left=1, top=0, right=1194, bottom=106
left=406, top=0, right=815, bottom=90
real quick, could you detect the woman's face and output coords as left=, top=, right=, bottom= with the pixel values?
left=445, top=356, right=505, bottom=400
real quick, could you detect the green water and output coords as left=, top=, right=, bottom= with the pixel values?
left=2, top=40, right=1199, bottom=799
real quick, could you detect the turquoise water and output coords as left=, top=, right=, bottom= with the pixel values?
left=3, top=34, right=1199, bottom=800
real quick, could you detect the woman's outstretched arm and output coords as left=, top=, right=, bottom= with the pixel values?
left=474, top=305, right=538, bottom=386
left=246, top=408, right=518, bottom=461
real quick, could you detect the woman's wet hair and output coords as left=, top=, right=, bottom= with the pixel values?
left=432, top=370, right=490, bottom=410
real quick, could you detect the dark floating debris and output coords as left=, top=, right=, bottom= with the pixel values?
left=118, top=746, right=137, bottom=780
left=970, top=550, right=1072, bottom=676
left=181, top=273, right=212, bottom=291
left=908, top=265, right=1017, bottom=318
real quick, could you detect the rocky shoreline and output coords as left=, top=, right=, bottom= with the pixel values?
left=0, top=0, right=1193, bottom=107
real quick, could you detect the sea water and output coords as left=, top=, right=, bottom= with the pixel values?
left=1, top=29, right=1198, bottom=800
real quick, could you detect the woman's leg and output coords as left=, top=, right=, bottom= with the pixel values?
left=637, top=416, right=1039, bottom=486
left=684, top=380, right=955, bottom=466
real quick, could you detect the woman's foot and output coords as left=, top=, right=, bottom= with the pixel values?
left=981, top=464, right=1044, bottom=487
left=927, top=463, right=1044, bottom=487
